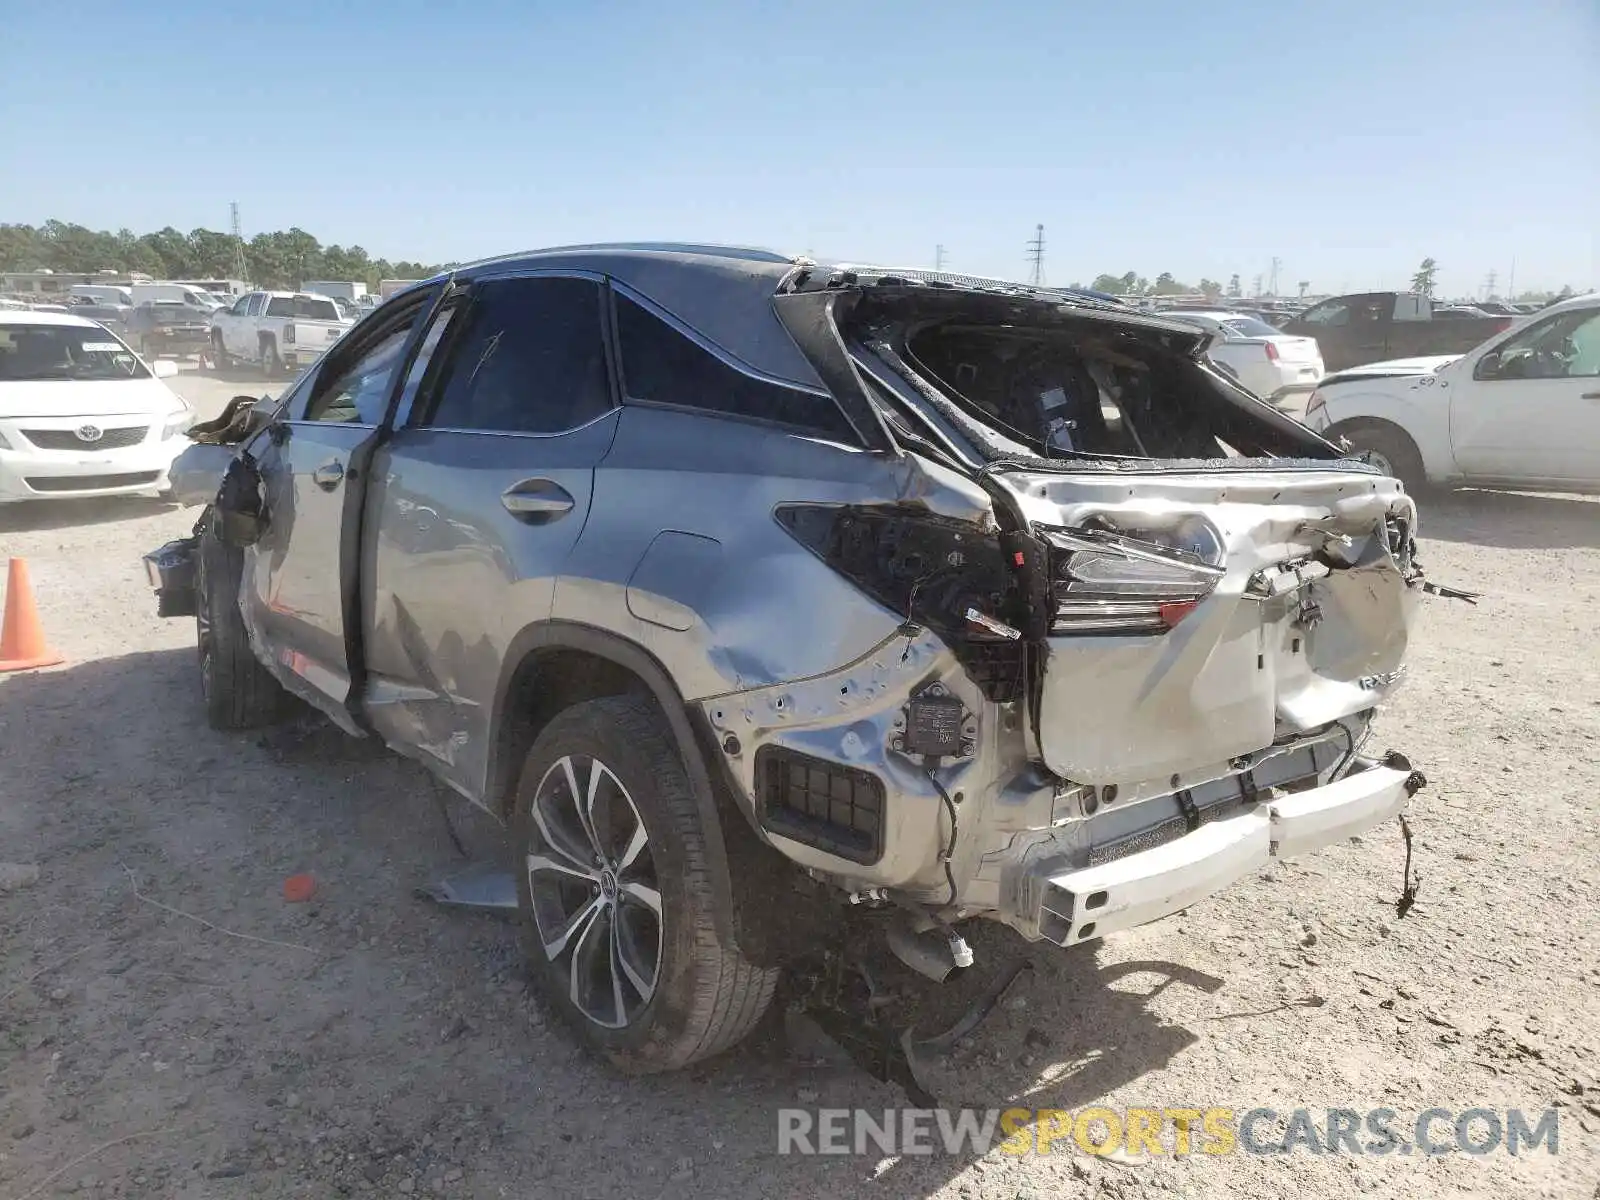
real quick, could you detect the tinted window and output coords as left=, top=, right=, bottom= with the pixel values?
left=244, top=293, right=265, bottom=316
left=615, top=294, right=854, bottom=439
left=266, top=295, right=340, bottom=320
left=1300, top=300, right=1350, bottom=327
left=425, top=277, right=611, bottom=434
left=1221, top=317, right=1282, bottom=337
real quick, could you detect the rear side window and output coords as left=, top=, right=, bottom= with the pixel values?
left=266, top=296, right=340, bottom=320
left=614, top=294, right=854, bottom=439
left=424, top=277, right=612, bottom=434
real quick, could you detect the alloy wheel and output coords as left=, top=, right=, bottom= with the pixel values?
left=525, top=754, right=663, bottom=1029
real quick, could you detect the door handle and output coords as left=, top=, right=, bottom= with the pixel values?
left=1582, top=391, right=1600, bottom=400
left=312, top=459, right=345, bottom=490
left=501, top=479, right=574, bottom=522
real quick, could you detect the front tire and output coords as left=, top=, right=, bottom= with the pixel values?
left=210, top=330, right=231, bottom=370
left=260, top=338, right=283, bottom=378
left=1331, top=420, right=1428, bottom=491
left=196, top=524, right=286, bottom=730
left=512, top=695, right=779, bottom=1073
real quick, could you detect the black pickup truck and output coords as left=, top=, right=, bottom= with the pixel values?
left=1279, top=292, right=1514, bottom=371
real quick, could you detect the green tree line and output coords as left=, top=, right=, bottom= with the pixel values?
left=0, top=220, right=446, bottom=290
left=1085, top=271, right=1225, bottom=299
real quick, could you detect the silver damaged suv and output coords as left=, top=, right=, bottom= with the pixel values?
left=145, top=244, right=1428, bottom=1073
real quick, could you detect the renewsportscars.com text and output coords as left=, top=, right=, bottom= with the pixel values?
left=776, top=1106, right=1560, bottom=1158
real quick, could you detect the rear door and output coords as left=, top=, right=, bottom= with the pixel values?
left=225, top=293, right=263, bottom=357
left=1286, top=297, right=1363, bottom=370
left=240, top=290, right=436, bottom=727
left=360, top=273, right=618, bottom=797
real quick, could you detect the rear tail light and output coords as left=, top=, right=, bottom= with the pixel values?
left=1264, top=341, right=1280, bottom=362
left=1493, top=318, right=1512, bottom=333
left=774, top=504, right=1030, bottom=699
left=1042, top=518, right=1226, bottom=635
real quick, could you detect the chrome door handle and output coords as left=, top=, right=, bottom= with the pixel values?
left=501, top=479, right=574, bottom=522
left=1582, top=391, right=1600, bottom=400
left=312, top=459, right=345, bottom=490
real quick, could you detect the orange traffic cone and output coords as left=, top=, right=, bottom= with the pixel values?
left=0, top=558, right=64, bottom=672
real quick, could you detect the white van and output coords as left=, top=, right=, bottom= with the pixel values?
left=132, top=283, right=224, bottom=310
left=69, top=283, right=134, bottom=306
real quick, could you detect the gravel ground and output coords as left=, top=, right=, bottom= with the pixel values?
left=1, top=368, right=1596, bottom=1198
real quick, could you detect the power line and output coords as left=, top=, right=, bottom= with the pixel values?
left=1025, top=224, right=1045, bottom=286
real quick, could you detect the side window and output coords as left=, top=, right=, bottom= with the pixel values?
left=1479, top=309, right=1600, bottom=381
left=245, top=293, right=265, bottom=316
left=614, top=294, right=855, bottom=439
left=303, top=314, right=421, bottom=424
left=423, top=277, right=611, bottom=434
left=1300, top=300, right=1350, bottom=327
left=229, top=296, right=249, bottom=315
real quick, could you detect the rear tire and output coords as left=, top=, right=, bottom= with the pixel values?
left=511, top=694, right=779, bottom=1073
left=196, top=523, right=286, bottom=730
left=1330, top=420, right=1428, bottom=491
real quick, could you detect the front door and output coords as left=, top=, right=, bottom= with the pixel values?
left=361, top=273, right=619, bottom=800
left=1451, top=305, right=1600, bottom=485
left=241, top=291, right=434, bottom=726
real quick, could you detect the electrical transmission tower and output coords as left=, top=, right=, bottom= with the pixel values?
left=1268, top=256, right=1282, bottom=297
left=230, top=202, right=249, bottom=282
left=1484, top=269, right=1498, bottom=300
left=935, top=244, right=947, bottom=271
left=1025, top=225, right=1045, bottom=285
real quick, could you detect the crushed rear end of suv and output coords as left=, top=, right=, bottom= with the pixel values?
left=144, top=247, right=1430, bottom=1081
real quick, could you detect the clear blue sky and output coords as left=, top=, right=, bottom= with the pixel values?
left=2, top=0, right=1595, bottom=298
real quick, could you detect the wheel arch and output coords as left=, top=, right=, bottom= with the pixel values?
left=1321, top=415, right=1434, bottom=483
left=1316, top=386, right=1456, bottom=481
left=488, top=621, right=742, bottom=948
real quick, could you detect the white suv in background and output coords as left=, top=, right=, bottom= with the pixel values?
left=1159, top=310, right=1325, bottom=405
left=0, top=311, right=194, bottom=503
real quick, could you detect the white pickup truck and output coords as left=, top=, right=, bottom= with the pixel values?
left=1305, top=291, right=1600, bottom=491
left=209, top=291, right=352, bottom=376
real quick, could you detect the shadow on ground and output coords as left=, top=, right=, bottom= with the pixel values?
left=0, top=648, right=1213, bottom=1196
left=0, top=494, right=180, bottom=533
left=1420, top=488, right=1600, bottom=550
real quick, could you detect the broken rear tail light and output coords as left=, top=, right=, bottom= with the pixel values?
left=774, top=503, right=1031, bottom=699
left=1042, top=518, right=1226, bottom=636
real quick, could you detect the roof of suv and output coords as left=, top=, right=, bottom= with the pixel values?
left=420, top=243, right=1209, bottom=391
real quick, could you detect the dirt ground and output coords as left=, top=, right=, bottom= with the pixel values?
left=1, top=368, right=1596, bottom=1198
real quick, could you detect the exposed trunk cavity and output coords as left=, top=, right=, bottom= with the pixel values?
left=842, top=288, right=1339, bottom=469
